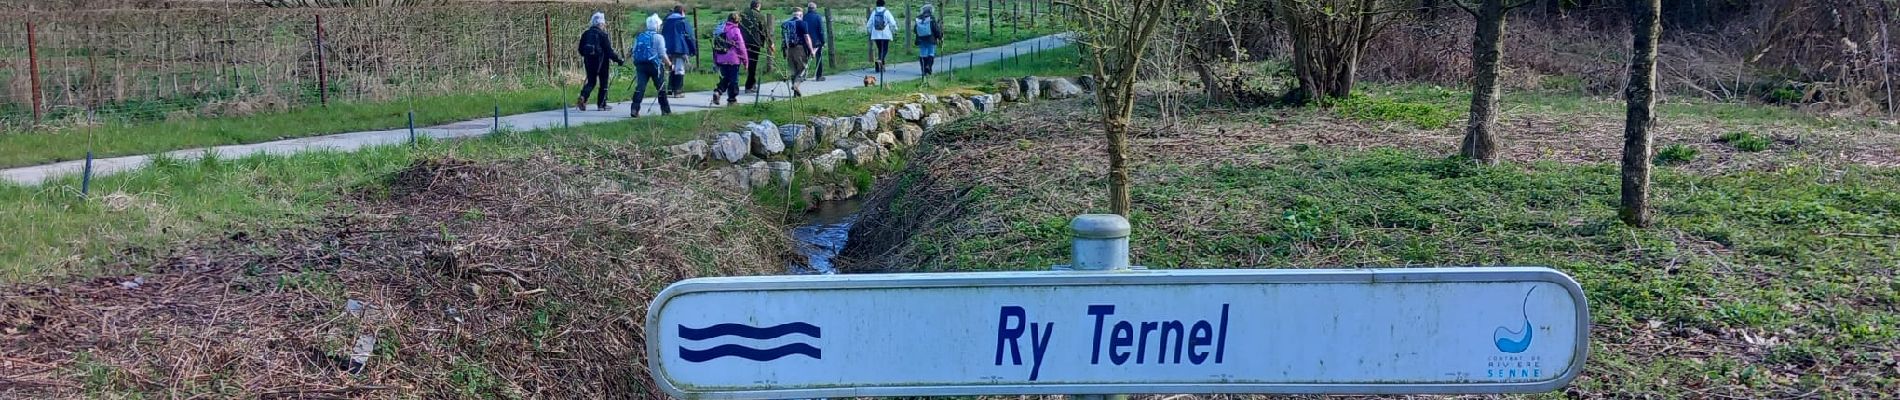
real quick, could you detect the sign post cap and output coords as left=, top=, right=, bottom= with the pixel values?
left=1070, top=214, right=1131, bottom=239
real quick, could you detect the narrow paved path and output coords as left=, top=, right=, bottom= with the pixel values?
left=2, top=34, right=1069, bottom=186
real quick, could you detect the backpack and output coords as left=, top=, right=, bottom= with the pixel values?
left=914, top=16, right=933, bottom=38
left=712, top=30, right=734, bottom=54
left=781, top=19, right=800, bottom=47
left=871, top=10, right=888, bottom=30
left=631, top=31, right=661, bottom=63
left=576, top=30, right=600, bottom=58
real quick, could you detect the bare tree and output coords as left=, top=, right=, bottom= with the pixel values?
left=1057, top=0, right=1182, bottom=216
left=1451, top=0, right=1534, bottom=164
left=1272, top=0, right=1406, bottom=104
left=1620, top=0, right=1660, bottom=227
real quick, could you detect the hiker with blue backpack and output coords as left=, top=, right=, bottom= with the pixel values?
left=913, top=4, right=944, bottom=76
left=782, top=7, right=817, bottom=97
left=661, top=5, right=698, bottom=99
left=628, top=14, right=674, bottom=118
left=575, top=12, right=625, bottom=112
left=865, top=0, right=898, bottom=73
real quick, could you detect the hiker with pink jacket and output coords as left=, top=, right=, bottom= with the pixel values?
left=711, top=13, right=751, bottom=106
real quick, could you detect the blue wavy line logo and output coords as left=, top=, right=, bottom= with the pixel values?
left=676, top=322, right=823, bottom=362
left=1492, top=287, right=1536, bottom=353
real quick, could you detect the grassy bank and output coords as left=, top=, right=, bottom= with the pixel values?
left=844, top=94, right=1900, bottom=397
left=0, top=1, right=1062, bottom=169
left=0, top=44, right=1080, bottom=398
left=0, top=44, right=1081, bottom=283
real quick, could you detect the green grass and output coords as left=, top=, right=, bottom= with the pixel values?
left=0, top=4, right=1062, bottom=169
left=0, top=45, right=1082, bottom=284
left=1654, top=143, right=1699, bottom=165
left=1718, top=131, right=1772, bottom=152
left=1326, top=91, right=1459, bottom=129
left=872, top=116, right=1900, bottom=396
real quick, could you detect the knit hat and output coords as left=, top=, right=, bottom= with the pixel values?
left=590, top=12, right=606, bottom=27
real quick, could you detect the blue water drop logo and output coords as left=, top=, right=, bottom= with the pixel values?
left=1492, top=287, right=1536, bottom=353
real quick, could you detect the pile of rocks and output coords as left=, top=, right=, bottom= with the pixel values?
left=995, top=75, right=1091, bottom=102
left=660, top=78, right=1087, bottom=204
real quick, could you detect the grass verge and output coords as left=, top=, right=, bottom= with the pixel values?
left=843, top=96, right=1900, bottom=397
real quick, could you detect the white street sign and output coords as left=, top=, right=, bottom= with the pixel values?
left=645, top=267, right=1589, bottom=399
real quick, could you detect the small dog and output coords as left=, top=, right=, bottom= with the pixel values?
left=862, top=75, right=878, bottom=87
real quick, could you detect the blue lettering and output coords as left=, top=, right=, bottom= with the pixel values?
left=1088, top=305, right=1114, bottom=364
left=1187, top=321, right=1213, bottom=364
left=1110, top=321, right=1134, bottom=365
left=995, top=306, right=1025, bottom=366
left=1087, top=304, right=1232, bottom=366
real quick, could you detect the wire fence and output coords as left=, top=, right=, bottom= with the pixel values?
left=0, top=1, right=1067, bottom=133
left=0, top=4, right=643, bottom=131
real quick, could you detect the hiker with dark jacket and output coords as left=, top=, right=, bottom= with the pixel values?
left=782, top=7, right=816, bottom=97
left=802, top=2, right=828, bottom=81
left=661, top=6, right=698, bottom=98
left=913, top=4, right=944, bottom=76
left=576, top=12, right=625, bottom=111
left=739, top=0, right=771, bottom=92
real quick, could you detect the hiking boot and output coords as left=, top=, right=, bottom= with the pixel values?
left=671, top=93, right=686, bottom=99
left=575, top=97, right=587, bottom=111
left=598, top=104, right=614, bottom=112
left=711, top=96, right=723, bottom=106
left=814, top=76, right=827, bottom=82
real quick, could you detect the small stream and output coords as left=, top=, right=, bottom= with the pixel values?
left=788, top=198, right=864, bottom=275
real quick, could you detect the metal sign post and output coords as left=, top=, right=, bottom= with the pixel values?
left=646, top=215, right=1591, bottom=399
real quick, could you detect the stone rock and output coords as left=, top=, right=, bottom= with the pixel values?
left=1075, top=74, right=1098, bottom=92
left=996, top=78, right=1022, bottom=102
left=767, top=161, right=794, bottom=186
left=844, top=140, right=881, bottom=166
left=1042, top=78, right=1085, bottom=100
left=802, top=186, right=830, bottom=205
left=719, top=165, right=751, bottom=190
left=970, top=94, right=1001, bottom=113
left=896, top=124, right=924, bottom=146
left=875, top=131, right=900, bottom=149
left=923, top=112, right=944, bottom=131
left=1019, top=76, right=1043, bottom=100
left=665, top=139, right=708, bottom=164
left=898, top=103, right=925, bottom=122
left=811, top=149, right=847, bottom=173
left=780, top=124, right=815, bottom=153
left=914, top=93, right=940, bottom=104
left=808, top=116, right=836, bottom=144
left=746, top=161, right=773, bottom=188
left=712, top=132, right=750, bottom=162
left=859, top=105, right=891, bottom=133
left=747, top=121, right=785, bottom=157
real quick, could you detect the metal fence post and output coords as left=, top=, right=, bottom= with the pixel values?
left=1066, top=213, right=1131, bottom=400
left=316, top=14, right=327, bottom=106
left=904, top=3, right=913, bottom=54
left=407, top=111, right=416, bottom=144
left=26, top=21, right=43, bottom=124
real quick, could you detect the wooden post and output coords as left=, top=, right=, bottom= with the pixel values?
left=867, top=7, right=875, bottom=64
left=965, top=0, right=972, bottom=44
left=26, top=22, right=42, bottom=124
left=316, top=14, right=327, bottom=106
left=544, top=12, right=554, bottom=83
left=988, top=0, right=995, bottom=37
left=904, top=4, right=913, bottom=54
left=1012, top=1, right=1018, bottom=39
left=693, top=9, right=702, bottom=71
left=827, top=8, right=837, bottom=70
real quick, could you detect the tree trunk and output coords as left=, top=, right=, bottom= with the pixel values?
left=1620, top=0, right=1660, bottom=227
left=1100, top=75, right=1136, bottom=216
left=1460, top=0, right=1508, bottom=164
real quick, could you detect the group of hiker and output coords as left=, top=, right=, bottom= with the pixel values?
left=573, top=0, right=948, bottom=117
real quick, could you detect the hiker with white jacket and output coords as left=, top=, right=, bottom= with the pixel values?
left=864, top=0, right=898, bottom=73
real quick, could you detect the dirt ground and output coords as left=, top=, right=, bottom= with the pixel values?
left=0, top=153, right=790, bottom=398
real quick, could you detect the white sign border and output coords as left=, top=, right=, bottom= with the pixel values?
left=644, top=267, right=1591, bottom=399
